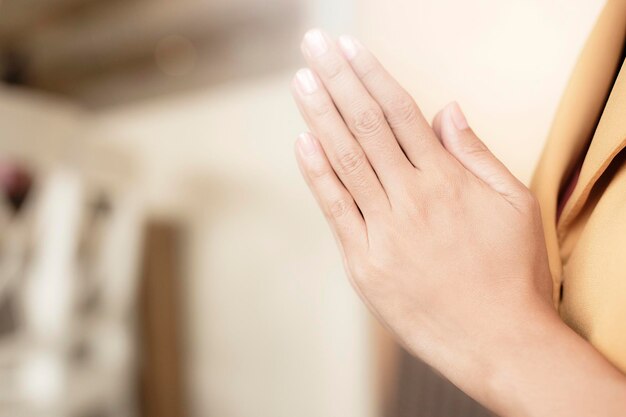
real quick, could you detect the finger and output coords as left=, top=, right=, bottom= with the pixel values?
left=291, top=68, right=389, bottom=215
left=337, top=34, right=447, bottom=170
left=300, top=29, right=413, bottom=187
left=438, top=102, right=527, bottom=204
left=295, top=132, right=368, bottom=250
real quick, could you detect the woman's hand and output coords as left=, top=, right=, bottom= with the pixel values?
left=291, top=29, right=626, bottom=417
left=292, top=27, right=552, bottom=394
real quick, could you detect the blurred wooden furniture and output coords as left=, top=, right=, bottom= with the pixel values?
left=138, top=222, right=187, bottom=417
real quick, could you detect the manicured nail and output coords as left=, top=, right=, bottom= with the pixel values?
left=338, top=35, right=362, bottom=60
left=295, top=68, right=318, bottom=95
left=449, top=102, right=469, bottom=131
left=302, top=29, right=328, bottom=58
left=298, top=132, right=317, bottom=156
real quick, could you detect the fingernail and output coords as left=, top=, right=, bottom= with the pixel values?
left=298, top=132, right=317, bottom=156
left=449, top=102, right=469, bottom=131
left=295, top=68, right=318, bottom=95
left=338, top=35, right=362, bottom=60
left=302, top=29, right=328, bottom=58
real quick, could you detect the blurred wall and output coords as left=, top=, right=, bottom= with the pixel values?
left=0, top=86, right=82, bottom=168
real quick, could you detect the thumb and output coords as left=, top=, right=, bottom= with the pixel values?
left=439, top=102, right=526, bottom=205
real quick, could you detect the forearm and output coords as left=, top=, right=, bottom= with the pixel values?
left=479, top=301, right=626, bottom=417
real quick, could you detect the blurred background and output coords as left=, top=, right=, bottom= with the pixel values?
left=0, top=0, right=605, bottom=416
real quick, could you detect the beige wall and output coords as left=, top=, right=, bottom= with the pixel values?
left=0, top=86, right=82, bottom=168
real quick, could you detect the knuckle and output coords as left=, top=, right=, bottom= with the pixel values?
left=519, top=189, right=539, bottom=212
left=428, top=169, right=464, bottom=201
left=337, top=148, right=366, bottom=176
left=309, top=98, right=334, bottom=117
left=348, top=259, right=368, bottom=284
left=350, top=254, right=391, bottom=290
left=351, top=107, right=385, bottom=136
left=461, top=139, right=488, bottom=157
left=349, top=257, right=376, bottom=284
left=307, top=160, right=329, bottom=180
left=319, top=56, right=345, bottom=81
left=357, top=58, right=378, bottom=81
left=328, top=198, right=351, bottom=219
left=440, top=178, right=463, bottom=202
left=386, top=94, right=418, bottom=126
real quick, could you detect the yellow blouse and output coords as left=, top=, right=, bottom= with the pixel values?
left=531, top=0, right=626, bottom=372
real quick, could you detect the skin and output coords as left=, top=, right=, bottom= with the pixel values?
left=290, top=29, right=626, bottom=417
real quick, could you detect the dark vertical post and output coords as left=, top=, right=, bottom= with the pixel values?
left=138, top=221, right=187, bottom=417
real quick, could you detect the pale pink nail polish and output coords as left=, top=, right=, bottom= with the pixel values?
left=298, top=132, right=317, bottom=156
left=338, top=35, right=361, bottom=60
left=295, top=68, right=318, bottom=95
left=449, top=102, right=469, bottom=131
left=303, top=29, right=328, bottom=58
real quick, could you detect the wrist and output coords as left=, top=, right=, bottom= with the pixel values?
left=483, top=299, right=626, bottom=417
left=407, top=296, right=559, bottom=416
left=482, top=299, right=561, bottom=416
